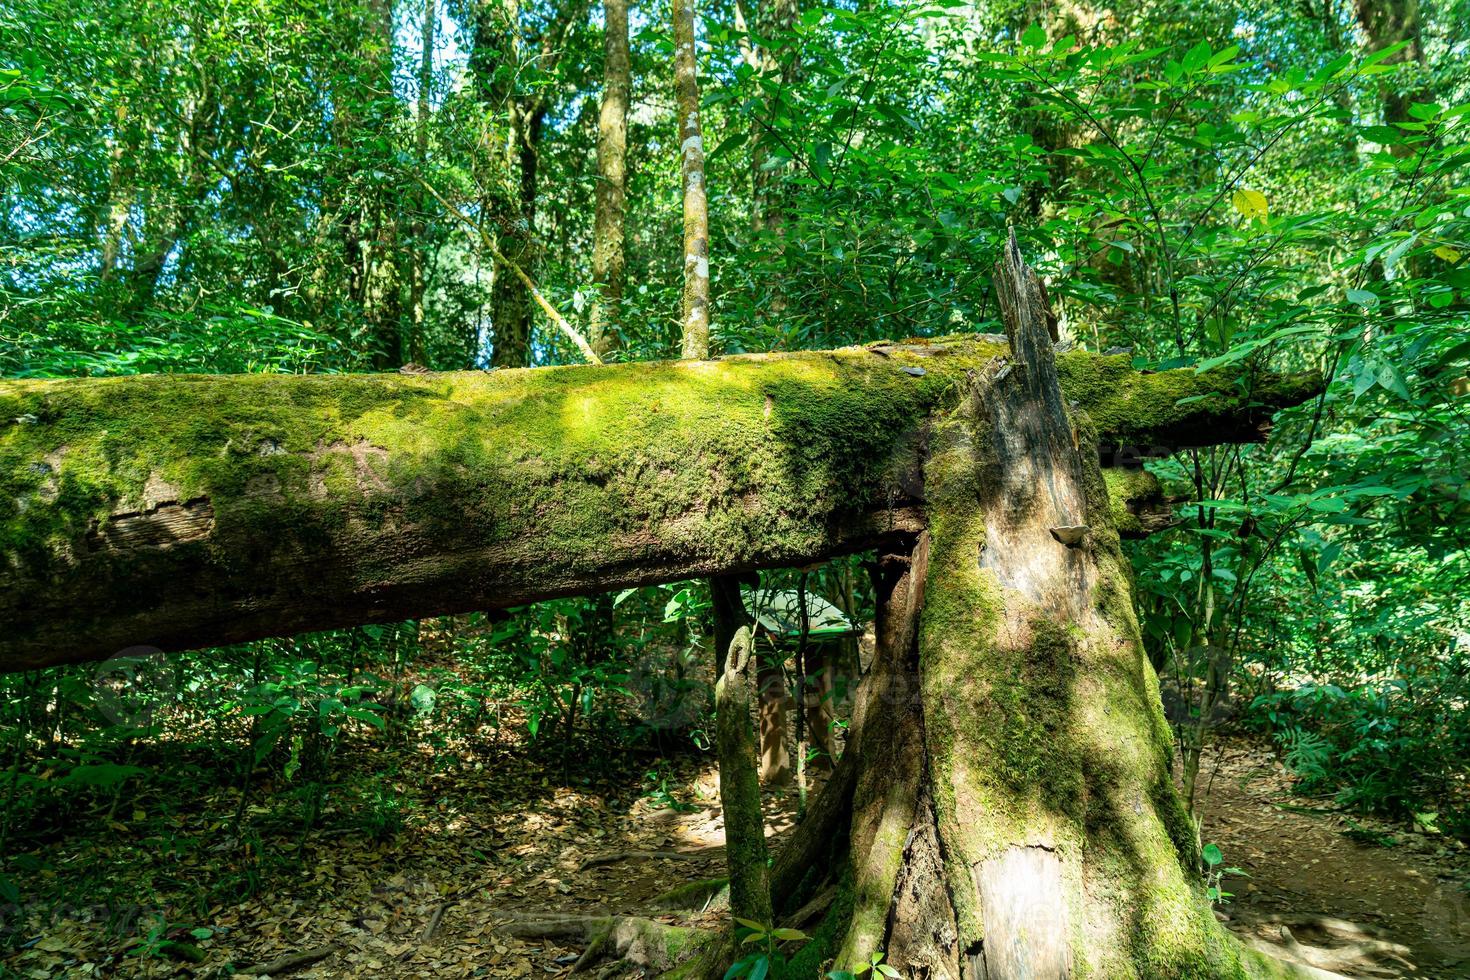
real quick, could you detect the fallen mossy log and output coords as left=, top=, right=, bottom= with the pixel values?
left=0, top=339, right=1318, bottom=671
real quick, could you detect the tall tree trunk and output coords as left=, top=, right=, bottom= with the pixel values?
left=473, top=0, right=585, bottom=367
left=407, top=0, right=437, bottom=365
left=589, top=0, right=630, bottom=357
left=490, top=103, right=542, bottom=368
left=98, top=104, right=134, bottom=288
left=337, top=0, right=403, bottom=366
left=674, top=0, right=710, bottom=359
left=365, top=0, right=404, bottom=366
left=1355, top=0, right=1427, bottom=127
left=126, top=87, right=218, bottom=314
left=762, top=237, right=1328, bottom=979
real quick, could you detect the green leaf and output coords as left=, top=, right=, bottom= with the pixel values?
left=1182, top=40, right=1211, bottom=74
left=1202, top=843, right=1224, bottom=866
left=1375, top=361, right=1411, bottom=400
left=708, top=131, right=749, bottom=161
left=770, top=928, right=808, bottom=941
left=1346, top=288, right=1378, bottom=307
left=1021, top=22, right=1046, bottom=48
left=1230, top=188, right=1268, bottom=221
left=811, top=141, right=833, bottom=185
left=63, top=763, right=147, bottom=787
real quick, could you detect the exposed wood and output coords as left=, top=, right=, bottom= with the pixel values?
left=0, top=338, right=1319, bottom=673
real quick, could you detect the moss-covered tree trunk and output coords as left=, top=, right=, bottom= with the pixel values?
left=767, top=237, right=1323, bottom=979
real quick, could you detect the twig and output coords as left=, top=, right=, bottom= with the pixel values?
left=422, top=902, right=448, bottom=942
left=410, top=173, right=603, bottom=365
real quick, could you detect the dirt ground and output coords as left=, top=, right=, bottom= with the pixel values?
left=3, top=734, right=1467, bottom=978
left=1196, top=739, right=1470, bottom=978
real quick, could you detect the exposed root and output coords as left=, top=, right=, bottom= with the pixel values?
left=230, top=944, right=338, bottom=975
left=650, top=876, right=730, bottom=912
left=1230, top=913, right=1415, bottom=978
left=495, top=913, right=716, bottom=974
left=578, top=849, right=718, bottom=871
left=782, top=885, right=837, bottom=931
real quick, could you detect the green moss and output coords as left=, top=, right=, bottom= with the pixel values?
left=775, top=876, right=854, bottom=980
left=1103, top=466, right=1162, bottom=536
left=651, top=877, right=730, bottom=912
left=2, top=344, right=1009, bottom=662
left=1057, top=352, right=1322, bottom=451
left=913, top=372, right=1316, bottom=978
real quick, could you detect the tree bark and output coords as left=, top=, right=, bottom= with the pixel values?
left=352, top=0, right=403, bottom=366
left=749, top=0, right=799, bottom=240
left=0, top=338, right=1318, bottom=673
left=1355, top=0, right=1427, bottom=128
left=714, top=622, right=773, bottom=927
left=473, top=0, right=587, bottom=367
left=490, top=99, right=542, bottom=368
left=756, top=236, right=1327, bottom=978
left=674, top=0, right=711, bottom=360
left=589, top=0, right=630, bottom=357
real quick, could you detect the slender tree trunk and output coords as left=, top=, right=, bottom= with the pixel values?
left=98, top=104, right=133, bottom=287
left=710, top=577, right=773, bottom=929
left=1355, top=0, right=1427, bottom=128
left=335, top=0, right=403, bottom=366
left=474, top=0, right=586, bottom=367
left=589, top=0, right=630, bottom=357
left=490, top=100, right=540, bottom=368
left=757, top=656, right=791, bottom=783
left=407, top=0, right=437, bottom=365
left=674, top=0, right=710, bottom=359
left=364, top=0, right=403, bottom=366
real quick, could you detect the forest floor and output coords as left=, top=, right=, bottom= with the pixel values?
left=2, top=730, right=1467, bottom=979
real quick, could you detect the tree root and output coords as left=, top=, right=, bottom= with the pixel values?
left=1229, top=913, right=1415, bottom=978
left=578, top=850, right=717, bottom=872
left=229, top=944, right=338, bottom=976
left=495, top=913, right=716, bottom=974
left=649, top=877, right=730, bottom=912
